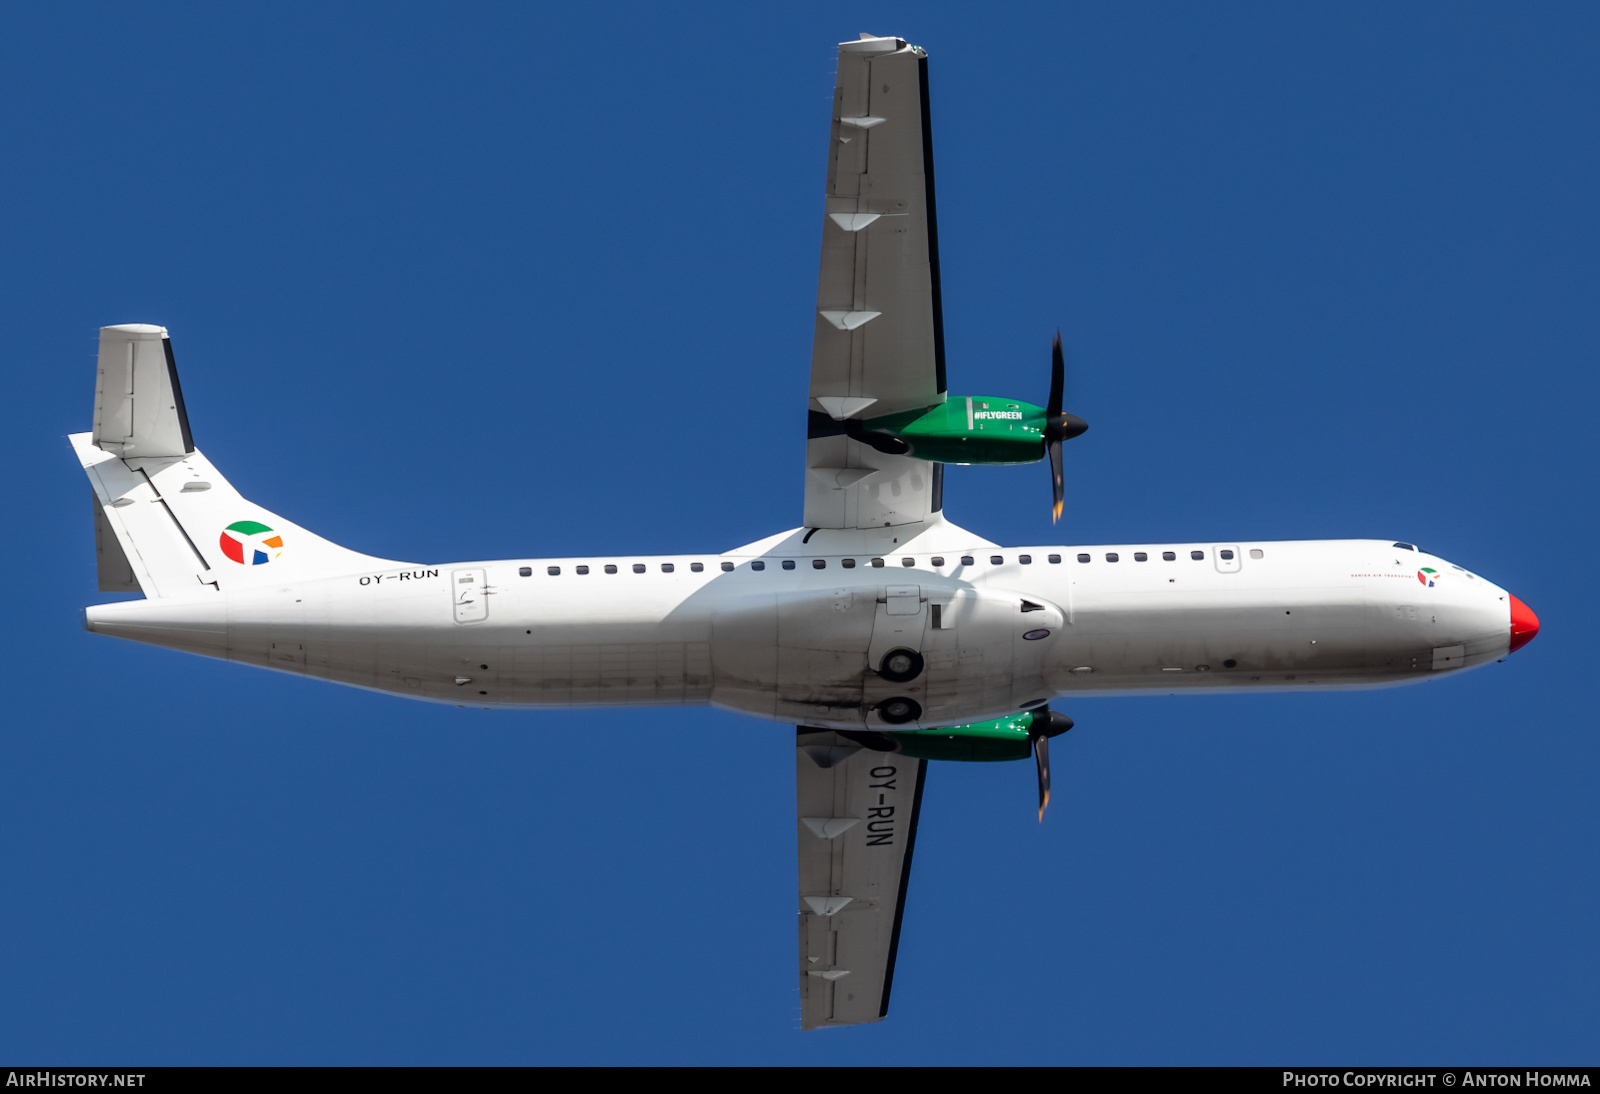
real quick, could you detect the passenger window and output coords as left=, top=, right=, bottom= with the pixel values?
left=990, top=555, right=1004, bottom=565
left=812, top=559, right=826, bottom=569
left=1106, top=552, right=1119, bottom=562
left=1048, top=554, right=1061, bottom=564
left=661, top=563, right=674, bottom=573
left=961, top=555, right=975, bottom=566
left=1248, top=549, right=1263, bottom=560
left=841, top=559, right=856, bottom=569
left=605, top=564, right=618, bottom=574
left=720, top=561, right=734, bottom=572
left=577, top=565, right=590, bottom=575
left=1134, top=552, right=1147, bottom=562
left=1220, top=550, right=1235, bottom=561
left=902, top=557, right=914, bottom=567
left=871, top=558, right=885, bottom=568
left=632, top=563, right=646, bottom=573
left=931, top=556, right=944, bottom=567
left=1019, top=554, right=1032, bottom=564
left=751, top=561, right=765, bottom=571
left=690, top=562, right=703, bottom=572
left=547, top=565, right=560, bottom=576
left=519, top=566, right=532, bottom=577
left=781, top=559, right=796, bottom=570
left=1162, top=551, right=1175, bottom=561
left=1190, top=550, right=1204, bottom=560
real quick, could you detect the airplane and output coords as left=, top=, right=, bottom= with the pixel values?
left=72, top=33, right=1539, bottom=1032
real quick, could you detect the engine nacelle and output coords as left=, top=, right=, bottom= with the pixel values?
left=874, top=396, right=1047, bottom=465
left=840, top=709, right=1062, bottom=763
left=809, top=396, right=1048, bottom=466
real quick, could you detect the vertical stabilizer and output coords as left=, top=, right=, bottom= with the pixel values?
left=77, top=325, right=403, bottom=598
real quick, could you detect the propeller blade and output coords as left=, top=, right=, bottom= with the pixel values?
left=1048, top=438, right=1064, bottom=523
left=1034, top=731, right=1051, bottom=822
left=1043, top=332, right=1085, bottom=521
left=1028, top=708, right=1072, bottom=821
left=1047, top=331, right=1065, bottom=419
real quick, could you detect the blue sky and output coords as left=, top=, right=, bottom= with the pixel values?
left=3, top=2, right=1595, bottom=1064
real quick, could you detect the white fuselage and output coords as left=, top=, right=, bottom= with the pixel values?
left=85, top=534, right=1515, bottom=730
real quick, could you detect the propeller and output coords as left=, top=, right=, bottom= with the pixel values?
left=1044, top=332, right=1090, bottom=522
left=1028, top=707, right=1074, bottom=820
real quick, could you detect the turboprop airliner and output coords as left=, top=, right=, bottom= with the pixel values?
left=73, top=34, right=1539, bottom=1031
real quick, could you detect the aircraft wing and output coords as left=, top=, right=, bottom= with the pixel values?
left=796, top=728, right=927, bottom=1029
left=804, top=34, right=948, bottom=530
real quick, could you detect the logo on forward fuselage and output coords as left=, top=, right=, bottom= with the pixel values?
left=220, top=520, right=283, bottom=565
left=1417, top=567, right=1441, bottom=587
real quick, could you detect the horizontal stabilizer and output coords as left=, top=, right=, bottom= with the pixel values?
left=93, top=324, right=193, bottom=459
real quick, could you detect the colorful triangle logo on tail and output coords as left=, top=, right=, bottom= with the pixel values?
left=220, top=520, right=284, bottom=565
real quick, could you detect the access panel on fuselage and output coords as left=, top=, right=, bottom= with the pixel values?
left=452, top=569, right=489, bottom=623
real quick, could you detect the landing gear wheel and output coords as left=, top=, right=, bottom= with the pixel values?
left=878, top=648, right=925, bottom=683
left=876, top=697, right=922, bottom=725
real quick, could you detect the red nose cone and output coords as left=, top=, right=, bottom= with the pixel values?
left=1508, top=595, right=1540, bottom=654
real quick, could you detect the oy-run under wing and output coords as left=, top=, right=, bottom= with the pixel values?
left=796, top=730, right=925, bottom=1030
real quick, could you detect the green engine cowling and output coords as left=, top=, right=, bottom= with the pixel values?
left=841, top=710, right=1043, bottom=763
left=865, top=396, right=1047, bottom=466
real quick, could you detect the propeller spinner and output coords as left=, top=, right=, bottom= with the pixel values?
left=1045, top=332, right=1089, bottom=522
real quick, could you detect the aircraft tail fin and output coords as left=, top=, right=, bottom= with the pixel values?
left=76, top=325, right=401, bottom=598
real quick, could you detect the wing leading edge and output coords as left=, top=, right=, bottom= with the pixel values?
left=804, top=34, right=947, bottom=531
left=796, top=728, right=927, bottom=1029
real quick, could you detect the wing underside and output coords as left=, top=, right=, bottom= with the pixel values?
left=804, top=35, right=947, bottom=531
left=796, top=727, right=926, bottom=1029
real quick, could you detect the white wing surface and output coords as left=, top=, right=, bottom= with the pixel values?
left=804, top=35, right=947, bottom=531
left=796, top=728, right=926, bottom=1029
